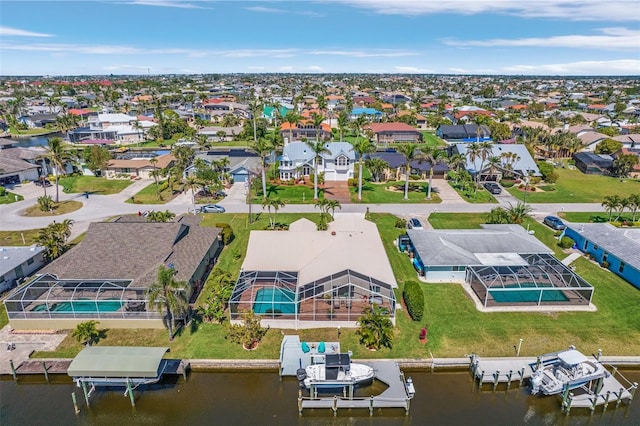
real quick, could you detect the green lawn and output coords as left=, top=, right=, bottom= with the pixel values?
left=448, top=182, right=497, bottom=203
left=252, top=183, right=322, bottom=204
left=559, top=211, right=638, bottom=224
left=59, top=176, right=132, bottom=195
left=127, top=180, right=175, bottom=204
left=9, top=127, right=57, bottom=136
left=507, top=168, right=640, bottom=203
left=0, top=229, right=42, bottom=246
left=428, top=212, right=487, bottom=229
left=351, top=181, right=441, bottom=203
left=421, top=131, right=447, bottom=147
left=0, top=192, right=23, bottom=204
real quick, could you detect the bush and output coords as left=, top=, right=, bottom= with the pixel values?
left=500, top=179, right=515, bottom=188
left=395, top=217, right=407, bottom=228
left=537, top=161, right=554, bottom=178
left=215, top=223, right=234, bottom=245
left=409, top=174, right=421, bottom=180
left=545, top=172, right=559, bottom=184
left=0, top=186, right=5, bottom=196
left=559, top=236, right=575, bottom=249
left=347, top=178, right=357, bottom=187
left=403, top=281, right=425, bottom=322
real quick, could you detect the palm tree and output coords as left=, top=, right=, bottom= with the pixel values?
left=615, top=196, right=629, bottom=222
left=366, top=157, right=388, bottom=182
left=602, top=195, right=622, bottom=221
left=148, top=265, right=189, bottom=341
left=184, top=175, right=203, bottom=214
left=36, top=219, right=74, bottom=261
left=249, top=138, right=273, bottom=200
left=465, top=142, right=481, bottom=188
left=72, top=320, right=101, bottom=346
left=248, top=97, right=262, bottom=143
left=421, top=146, right=446, bottom=200
left=149, top=157, right=161, bottom=198
left=350, top=137, right=376, bottom=201
left=43, top=137, right=68, bottom=203
left=506, top=202, right=533, bottom=224
left=306, top=139, right=330, bottom=200
left=325, top=199, right=342, bottom=219
left=447, top=153, right=466, bottom=174
left=356, top=305, right=393, bottom=350
left=261, top=197, right=285, bottom=229
left=477, top=141, right=494, bottom=183
left=395, top=143, right=419, bottom=200
left=283, top=110, right=300, bottom=144
left=627, top=193, right=640, bottom=222
left=133, top=120, right=144, bottom=144
left=337, top=110, right=349, bottom=142
left=487, top=156, right=501, bottom=180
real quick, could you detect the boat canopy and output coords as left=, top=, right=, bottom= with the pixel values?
left=68, top=346, right=169, bottom=378
left=558, top=349, right=589, bottom=366
left=325, top=353, right=351, bottom=368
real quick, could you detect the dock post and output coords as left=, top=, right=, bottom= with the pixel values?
left=9, top=359, right=17, bottom=381
left=566, top=392, right=574, bottom=415
left=519, top=367, right=525, bottom=387
left=479, top=370, right=484, bottom=387
left=71, top=392, right=80, bottom=414
left=506, top=370, right=513, bottom=391
left=630, top=382, right=638, bottom=401
left=343, top=386, right=347, bottom=398
left=603, top=391, right=611, bottom=411
left=405, top=396, right=410, bottom=415
left=597, top=349, right=602, bottom=360
left=612, top=365, right=618, bottom=378
left=590, top=394, right=598, bottom=413
left=332, top=395, right=338, bottom=416
left=42, top=361, right=49, bottom=383
left=616, top=388, right=624, bottom=407
left=349, top=384, right=353, bottom=400
left=127, top=380, right=135, bottom=407
left=298, top=390, right=303, bottom=416
left=493, top=370, right=500, bottom=391
left=181, top=361, right=187, bottom=381
left=562, top=383, right=570, bottom=412
left=369, top=395, right=374, bottom=416
left=535, top=356, right=541, bottom=371
left=81, top=381, right=90, bottom=407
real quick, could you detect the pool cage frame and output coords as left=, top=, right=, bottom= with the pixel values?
left=466, top=253, right=594, bottom=308
left=229, top=269, right=396, bottom=323
left=4, top=274, right=161, bottom=320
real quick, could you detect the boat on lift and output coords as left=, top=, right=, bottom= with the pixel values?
left=530, top=347, right=607, bottom=396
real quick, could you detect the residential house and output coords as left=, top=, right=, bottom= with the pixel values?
left=69, top=113, right=156, bottom=144
left=278, top=141, right=355, bottom=182
left=229, top=215, right=397, bottom=328
left=366, top=122, right=423, bottom=145
left=0, top=246, right=46, bottom=293
left=0, top=138, right=45, bottom=185
left=368, top=151, right=448, bottom=181
left=104, top=153, right=175, bottom=179
left=436, top=124, right=491, bottom=143
left=564, top=223, right=640, bottom=290
left=451, top=143, right=541, bottom=180
left=572, top=152, right=614, bottom=175
left=614, top=148, right=640, bottom=178
left=190, top=149, right=261, bottom=183
left=19, top=113, right=59, bottom=128
left=4, top=215, right=221, bottom=330
left=198, top=126, right=244, bottom=142
left=279, top=121, right=332, bottom=143
left=350, top=107, right=383, bottom=121
left=393, top=111, right=428, bottom=129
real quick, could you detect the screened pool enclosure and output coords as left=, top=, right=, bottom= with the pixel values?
left=230, top=269, right=396, bottom=324
left=4, top=274, right=161, bottom=321
left=467, top=253, right=594, bottom=308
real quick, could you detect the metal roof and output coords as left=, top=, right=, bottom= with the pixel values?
left=67, top=346, right=169, bottom=378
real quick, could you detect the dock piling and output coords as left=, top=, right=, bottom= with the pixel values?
left=126, top=380, right=135, bottom=407
left=630, top=382, right=638, bottom=401
left=506, top=370, right=513, bottom=390
left=181, top=361, right=187, bottom=381
left=81, top=381, right=90, bottom=407
left=616, top=388, right=624, bottom=407
left=298, top=390, right=303, bottom=415
left=603, top=391, right=611, bottom=411
left=42, top=361, right=49, bottom=383
left=71, top=392, right=80, bottom=414
left=369, top=395, right=374, bottom=416
left=332, top=395, right=337, bottom=416
left=493, top=370, right=500, bottom=391
left=519, top=367, right=525, bottom=386
left=9, top=359, right=17, bottom=381
left=566, top=392, right=574, bottom=415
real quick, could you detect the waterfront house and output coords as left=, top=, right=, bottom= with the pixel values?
left=368, top=151, right=448, bottom=181
left=572, top=152, right=614, bottom=175
left=229, top=215, right=397, bottom=329
left=451, top=143, right=540, bottom=181
left=104, top=153, right=175, bottom=179
left=278, top=141, right=355, bottom=182
left=366, top=122, right=423, bottom=145
left=0, top=246, right=46, bottom=293
left=0, top=139, right=44, bottom=185
left=436, top=124, right=492, bottom=143
left=564, top=223, right=640, bottom=290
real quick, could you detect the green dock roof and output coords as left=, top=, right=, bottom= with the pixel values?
left=67, top=346, right=169, bottom=378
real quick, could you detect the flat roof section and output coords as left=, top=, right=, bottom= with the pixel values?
left=68, top=346, right=169, bottom=378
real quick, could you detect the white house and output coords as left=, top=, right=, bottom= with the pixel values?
left=0, top=246, right=46, bottom=293
left=278, top=141, right=355, bottom=182
left=71, top=113, right=156, bottom=144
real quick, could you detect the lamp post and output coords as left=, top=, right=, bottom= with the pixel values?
left=523, top=176, right=530, bottom=206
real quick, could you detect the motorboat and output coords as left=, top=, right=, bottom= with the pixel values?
left=299, top=353, right=374, bottom=389
left=530, top=347, right=607, bottom=396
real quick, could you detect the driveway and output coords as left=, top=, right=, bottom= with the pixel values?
left=431, top=179, right=465, bottom=204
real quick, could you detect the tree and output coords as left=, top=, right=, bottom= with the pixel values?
left=147, top=265, right=189, bottom=341
left=43, top=137, right=69, bottom=202
left=602, top=195, right=622, bottom=221
left=250, top=138, right=272, bottom=200
left=627, top=193, right=640, bottom=222
left=366, top=157, right=388, bottom=182
left=36, top=219, right=74, bottom=260
left=146, top=210, right=176, bottom=223
left=184, top=175, right=203, bottom=214
left=421, top=146, right=446, bottom=200
left=356, top=305, right=393, bottom=350
left=149, top=157, right=162, bottom=199
left=337, top=110, right=349, bottom=142
left=283, top=110, right=300, bottom=144
left=594, top=139, right=623, bottom=155
left=325, top=199, right=341, bottom=219
left=226, top=310, right=268, bottom=350
left=37, top=195, right=54, bottom=212
left=447, top=153, right=466, bottom=174
left=395, top=143, right=420, bottom=200
left=612, top=154, right=639, bottom=179
left=172, top=145, right=195, bottom=170
left=506, top=202, right=533, bottom=224
left=486, top=207, right=511, bottom=224
left=307, top=139, right=330, bottom=200
left=350, top=137, right=376, bottom=201
left=261, top=197, right=285, bottom=229
left=72, top=320, right=101, bottom=346
left=83, top=145, right=110, bottom=176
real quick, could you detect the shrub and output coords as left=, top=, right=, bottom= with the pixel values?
left=347, top=178, right=357, bottom=187
left=559, top=236, right=575, bottom=249
left=403, top=281, right=425, bottom=322
left=215, top=223, right=234, bottom=245
left=545, top=172, right=559, bottom=184
left=500, top=179, right=515, bottom=188
left=537, top=161, right=554, bottom=178
left=530, top=176, right=542, bottom=185
left=0, top=186, right=5, bottom=196
left=395, top=217, right=407, bottom=228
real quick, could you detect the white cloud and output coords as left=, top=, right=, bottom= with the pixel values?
left=309, top=49, right=419, bottom=57
left=502, top=59, right=640, bottom=75
left=339, top=0, right=639, bottom=21
left=394, top=66, right=435, bottom=73
left=247, top=66, right=265, bottom=70
left=126, top=1, right=211, bottom=9
left=279, top=66, right=294, bottom=72
left=443, top=28, right=640, bottom=50
left=0, top=26, right=53, bottom=37
left=448, top=67, right=470, bottom=74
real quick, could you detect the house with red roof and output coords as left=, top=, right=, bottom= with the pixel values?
left=366, top=122, right=423, bottom=145
left=280, top=120, right=332, bottom=143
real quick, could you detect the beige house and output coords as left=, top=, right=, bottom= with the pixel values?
left=104, top=153, right=175, bottom=179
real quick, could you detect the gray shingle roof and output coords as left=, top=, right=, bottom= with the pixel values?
left=569, top=223, right=640, bottom=270
left=281, top=141, right=355, bottom=163
left=454, top=143, right=541, bottom=177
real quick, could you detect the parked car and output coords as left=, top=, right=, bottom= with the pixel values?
left=543, top=216, right=566, bottom=230
left=199, top=204, right=226, bottom=213
left=34, top=179, right=52, bottom=187
left=483, top=182, right=502, bottom=194
left=407, top=218, right=424, bottom=230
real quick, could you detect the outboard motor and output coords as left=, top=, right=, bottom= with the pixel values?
left=297, top=368, right=307, bottom=388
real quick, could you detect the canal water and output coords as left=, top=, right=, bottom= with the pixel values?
left=1, top=370, right=638, bottom=425
left=9, top=134, right=60, bottom=148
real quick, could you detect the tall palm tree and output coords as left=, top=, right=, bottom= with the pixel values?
left=506, top=202, right=533, bottom=224
left=325, top=199, right=342, bottom=219
left=465, top=142, right=481, bottom=183
left=184, top=175, right=203, bottom=214
left=307, top=139, right=330, bottom=200
left=447, top=153, right=466, bottom=173
left=350, top=137, right=376, bottom=201
left=396, top=143, right=420, bottom=200
left=421, top=146, right=446, bottom=200
left=148, top=265, right=189, bottom=341
left=366, top=157, right=388, bottom=182
left=337, top=110, right=349, bottom=142
left=248, top=97, right=262, bottom=143
left=283, top=110, right=300, bottom=144
left=602, top=195, right=622, bottom=221
left=627, top=193, right=640, bottom=222
left=250, top=138, right=273, bottom=200
left=477, top=142, right=494, bottom=183
left=43, top=137, right=68, bottom=203
left=261, top=197, right=285, bottom=229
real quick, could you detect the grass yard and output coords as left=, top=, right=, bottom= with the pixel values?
left=351, top=181, right=441, bottom=203
left=0, top=229, right=42, bottom=246
left=251, top=183, right=322, bottom=204
left=59, top=176, right=132, bottom=195
left=559, top=211, right=638, bottom=224
left=24, top=200, right=83, bottom=217
left=421, top=131, right=447, bottom=147
left=448, top=181, right=497, bottom=203
left=0, top=191, right=23, bottom=204
left=507, top=168, right=640, bottom=203
left=127, top=180, right=175, bottom=204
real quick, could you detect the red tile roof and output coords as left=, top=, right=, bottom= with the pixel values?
left=366, top=122, right=419, bottom=133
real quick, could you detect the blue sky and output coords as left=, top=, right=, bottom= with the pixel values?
left=1, top=0, right=639, bottom=76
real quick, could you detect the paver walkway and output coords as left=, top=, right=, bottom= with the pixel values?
left=0, top=325, right=67, bottom=374
left=323, top=181, right=352, bottom=204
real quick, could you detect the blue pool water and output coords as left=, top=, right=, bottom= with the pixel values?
left=253, top=288, right=297, bottom=315
left=34, top=299, right=124, bottom=313
left=490, top=283, right=569, bottom=303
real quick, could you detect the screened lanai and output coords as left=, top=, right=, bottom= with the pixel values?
left=4, top=274, right=160, bottom=321
left=229, top=269, right=396, bottom=324
left=467, top=253, right=594, bottom=308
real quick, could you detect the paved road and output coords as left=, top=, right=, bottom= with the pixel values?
left=0, top=181, right=605, bottom=240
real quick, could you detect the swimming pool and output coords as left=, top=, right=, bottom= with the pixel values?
left=35, top=299, right=124, bottom=313
left=253, top=288, right=297, bottom=315
left=489, top=283, right=569, bottom=303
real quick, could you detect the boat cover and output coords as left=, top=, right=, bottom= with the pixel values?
left=558, top=349, right=589, bottom=366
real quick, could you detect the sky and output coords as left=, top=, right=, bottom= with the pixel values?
left=1, top=0, right=639, bottom=76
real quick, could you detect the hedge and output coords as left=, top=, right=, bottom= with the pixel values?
left=559, top=236, right=575, bottom=249
left=403, top=281, right=425, bottom=322
left=215, top=222, right=235, bottom=245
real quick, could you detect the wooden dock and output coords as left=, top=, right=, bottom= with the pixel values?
left=299, top=361, right=414, bottom=415
left=469, top=355, right=536, bottom=389
left=15, top=359, right=72, bottom=375
left=561, top=366, right=638, bottom=414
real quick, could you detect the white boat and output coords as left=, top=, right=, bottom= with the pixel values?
left=530, top=347, right=607, bottom=396
left=301, top=353, right=375, bottom=389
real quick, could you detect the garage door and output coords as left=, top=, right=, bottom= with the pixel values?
left=233, top=172, right=247, bottom=183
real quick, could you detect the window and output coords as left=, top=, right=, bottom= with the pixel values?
left=602, top=252, right=608, bottom=264
left=619, top=262, right=626, bottom=273
left=336, top=156, right=349, bottom=166
left=27, top=258, right=34, bottom=265
left=594, top=244, right=598, bottom=251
